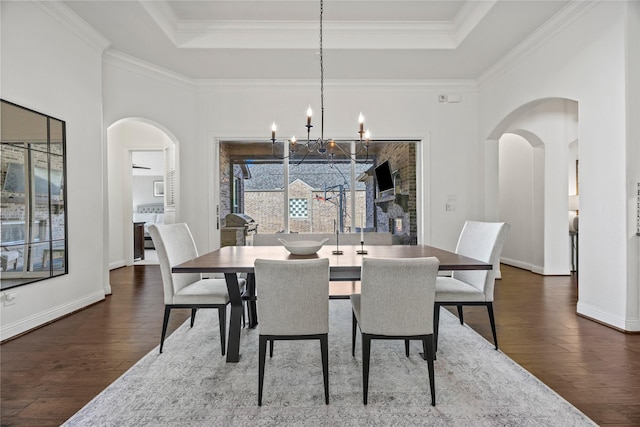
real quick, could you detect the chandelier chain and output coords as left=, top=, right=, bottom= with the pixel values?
left=320, top=0, right=324, bottom=142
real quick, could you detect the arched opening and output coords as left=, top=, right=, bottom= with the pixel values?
left=489, top=98, right=578, bottom=275
left=106, top=119, right=179, bottom=270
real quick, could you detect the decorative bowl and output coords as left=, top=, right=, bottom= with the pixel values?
left=278, top=238, right=329, bottom=255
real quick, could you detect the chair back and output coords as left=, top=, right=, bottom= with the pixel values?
left=148, top=223, right=202, bottom=304
left=360, top=257, right=439, bottom=336
left=254, top=258, right=330, bottom=336
left=452, top=221, right=510, bottom=301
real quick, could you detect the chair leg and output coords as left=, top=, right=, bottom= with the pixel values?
left=242, top=300, right=246, bottom=328
left=269, top=339, right=274, bottom=358
left=190, top=308, right=197, bottom=328
left=218, top=306, right=227, bottom=356
left=362, top=334, right=371, bottom=405
left=159, top=306, right=171, bottom=354
left=433, top=304, right=441, bottom=354
left=351, top=311, right=357, bottom=357
left=405, top=339, right=410, bottom=357
left=487, top=302, right=498, bottom=350
left=457, top=305, right=464, bottom=325
left=320, top=334, right=329, bottom=405
left=258, top=335, right=267, bottom=406
left=424, top=335, right=436, bottom=406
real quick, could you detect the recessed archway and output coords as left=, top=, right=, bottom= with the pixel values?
left=488, top=98, right=578, bottom=275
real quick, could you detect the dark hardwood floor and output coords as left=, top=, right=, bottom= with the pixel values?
left=1, top=264, right=639, bottom=426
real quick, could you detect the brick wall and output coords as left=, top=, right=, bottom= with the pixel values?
left=245, top=184, right=365, bottom=234
left=375, top=142, right=417, bottom=241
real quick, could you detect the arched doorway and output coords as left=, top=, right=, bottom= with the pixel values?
left=488, top=98, right=578, bottom=275
left=106, top=119, right=179, bottom=269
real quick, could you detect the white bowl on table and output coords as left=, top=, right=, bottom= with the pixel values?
left=278, top=238, right=329, bottom=255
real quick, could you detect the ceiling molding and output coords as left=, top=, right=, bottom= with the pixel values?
left=104, top=49, right=196, bottom=90
left=141, top=0, right=494, bottom=50
left=196, top=78, right=478, bottom=91
left=478, top=0, right=600, bottom=87
left=35, top=0, right=111, bottom=52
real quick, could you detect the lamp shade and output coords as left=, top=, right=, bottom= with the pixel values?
left=568, top=194, right=579, bottom=211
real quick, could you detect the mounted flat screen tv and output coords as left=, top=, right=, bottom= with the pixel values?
left=374, top=160, right=394, bottom=193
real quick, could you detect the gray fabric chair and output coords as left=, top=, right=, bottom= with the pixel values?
left=149, top=223, right=245, bottom=355
left=351, top=256, right=440, bottom=406
left=434, top=221, right=510, bottom=351
left=254, top=258, right=330, bottom=406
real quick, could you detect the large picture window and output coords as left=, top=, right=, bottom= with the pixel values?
left=220, top=140, right=417, bottom=243
left=1, top=100, right=68, bottom=290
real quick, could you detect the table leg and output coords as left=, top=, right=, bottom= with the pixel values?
left=246, top=273, right=258, bottom=328
left=224, top=273, right=243, bottom=363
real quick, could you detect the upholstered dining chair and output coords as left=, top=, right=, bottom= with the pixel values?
left=149, top=223, right=245, bottom=355
left=434, top=221, right=510, bottom=351
left=254, top=258, right=330, bottom=406
left=351, top=256, right=440, bottom=406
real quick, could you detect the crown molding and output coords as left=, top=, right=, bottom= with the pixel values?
left=195, top=78, right=477, bottom=91
left=34, top=1, right=111, bottom=52
left=103, top=49, right=196, bottom=91
left=140, top=0, right=493, bottom=50
left=478, top=0, right=601, bottom=88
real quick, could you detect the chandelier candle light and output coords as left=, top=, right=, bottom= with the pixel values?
left=270, top=0, right=371, bottom=165
left=358, top=212, right=367, bottom=255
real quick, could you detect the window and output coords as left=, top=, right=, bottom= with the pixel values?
left=289, top=198, right=308, bottom=218
left=1, top=100, right=68, bottom=289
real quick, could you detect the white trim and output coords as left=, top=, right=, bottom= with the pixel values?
left=34, top=1, right=111, bottom=52
left=577, top=301, right=638, bottom=332
left=109, top=260, right=126, bottom=271
left=141, top=1, right=494, bottom=50
left=478, top=1, right=599, bottom=87
left=104, top=49, right=195, bottom=90
left=0, top=290, right=105, bottom=341
left=197, top=79, right=478, bottom=90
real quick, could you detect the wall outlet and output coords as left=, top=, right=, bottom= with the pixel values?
left=446, top=202, right=457, bottom=212
left=2, top=291, right=17, bottom=306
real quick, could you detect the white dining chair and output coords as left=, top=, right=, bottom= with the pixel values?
left=149, top=223, right=245, bottom=355
left=254, top=258, right=330, bottom=406
left=351, top=256, right=440, bottom=405
left=434, top=221, right=510, bottom=351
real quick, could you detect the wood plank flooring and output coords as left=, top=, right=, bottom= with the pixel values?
left=2, top=264, right=640, bottom=426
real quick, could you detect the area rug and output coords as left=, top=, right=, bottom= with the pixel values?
left=64, top=300, right=595, bottom=426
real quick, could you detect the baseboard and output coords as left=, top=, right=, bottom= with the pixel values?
left=501, top=258, right=570, bottom=276
left=501, top=257, right=535, bottom=272
left=0, top=290, right=105, bottom=341
left=577, top=301, right=639, bottom=332
left=109, top=259, right=126, bottom=270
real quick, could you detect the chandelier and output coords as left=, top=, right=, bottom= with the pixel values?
left=270, top=0, right=371, bottom=164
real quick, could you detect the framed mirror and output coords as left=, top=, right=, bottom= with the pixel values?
left=1, top=99, right=68, bottom=289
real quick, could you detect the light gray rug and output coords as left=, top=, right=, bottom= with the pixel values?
left=64, top=300, right=595, bottom=426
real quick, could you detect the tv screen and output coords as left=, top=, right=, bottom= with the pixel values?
left=374, top=160, right=394, bottom=193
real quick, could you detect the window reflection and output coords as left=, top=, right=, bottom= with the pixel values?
left=1, top=100, right=67, bottom=289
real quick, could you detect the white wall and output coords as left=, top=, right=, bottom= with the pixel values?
left=132, top=175, right=163, bottom=208
left=479, top=1, right=639, bottom=330
left=0, top=2, right=109, bottom=339
left=194, top=82, right=480, bottom=253
left=499, top=134, right=536, bottom=269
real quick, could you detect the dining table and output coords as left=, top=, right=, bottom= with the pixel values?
left=173, top=244, right=492, bottom=363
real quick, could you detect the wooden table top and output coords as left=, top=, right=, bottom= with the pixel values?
left=173, top=244, right=491, bottom=277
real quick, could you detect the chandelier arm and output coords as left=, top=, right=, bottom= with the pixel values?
left=271, top=141, right=291, bottom=160
left=331, top=142, right=370, bottom=164
left=291, top=148, right=312, bottom=166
